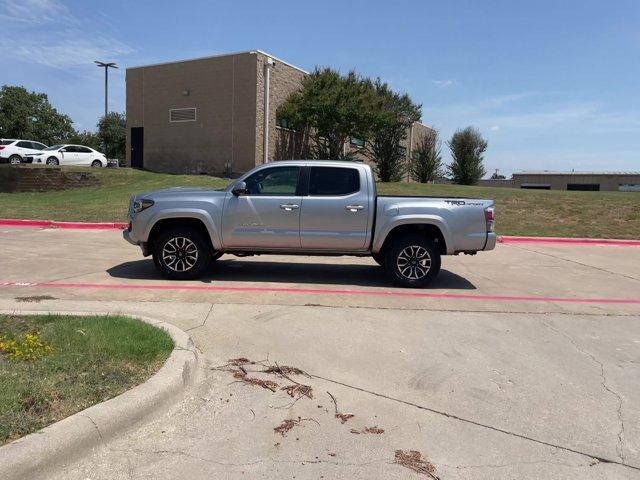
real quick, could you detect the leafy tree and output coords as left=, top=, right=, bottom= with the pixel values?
left=0, top=85, right=75, bottom=145
left=363, top=80, right=421, bottom=182
left=97, top=112, right=125, bottom=160
left=410, top=130, right=443, bottom=183
left=277, top=68, right=379, bottom=160
left=65, top=130, right=101, bottom=150
left=447, top=127, right=487, bottom=185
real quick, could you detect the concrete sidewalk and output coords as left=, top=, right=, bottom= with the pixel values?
left=0, top=227, right=639, bottom=479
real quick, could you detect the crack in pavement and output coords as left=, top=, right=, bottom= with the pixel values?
left=306, top=372, right=639, bottom=472
left=540, top=318, right=626, bottom=463
left=80, top=414, right=104, bottom=442
left=185, top=303, right=214, bottom=332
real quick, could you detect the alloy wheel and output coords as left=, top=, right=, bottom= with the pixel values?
left=162, top=237, right=199, bottom=272
left=396, top=245, right=431, bottom=280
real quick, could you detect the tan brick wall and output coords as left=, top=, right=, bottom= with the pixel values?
left=125, top=52, right=258, bottom=176
left=255, top=52, right=306, bottom=165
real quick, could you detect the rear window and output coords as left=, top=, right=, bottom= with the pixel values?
left=309, top=167, right=360, bottom=196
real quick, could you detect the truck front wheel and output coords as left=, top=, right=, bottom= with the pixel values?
left=384, top=235, right=441, bottom=288
left=152, top=227, right=212, bottom=280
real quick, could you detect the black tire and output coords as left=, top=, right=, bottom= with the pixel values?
left=383, top=234, right=441, bottom=288
left=91, top=160, right=102, bottom=167
left=9, top=155, right=22, bottom=165
left=46, top=157, right=59, bottom=165
left=372, top=251, right=385, bottom=267
left=152, top=227, right=212, bottom=280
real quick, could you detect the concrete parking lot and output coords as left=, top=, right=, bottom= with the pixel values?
left=1, top=226, right=639, bottom=479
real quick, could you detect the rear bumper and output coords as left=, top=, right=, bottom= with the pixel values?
left=484, top=232, right=497, bottom=251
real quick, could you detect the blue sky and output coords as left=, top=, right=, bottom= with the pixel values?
left=1, top=0, right=639, bottom=174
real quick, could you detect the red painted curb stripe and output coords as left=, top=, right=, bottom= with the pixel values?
left=498, top=235, right=640, bottom=247
left=2, top=281, right=639, bottom=305
left=0, top=219, right=127, bottom=230
left=2, top=219, right=637, bottom=246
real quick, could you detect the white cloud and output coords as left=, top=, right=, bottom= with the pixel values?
left=432, top=79, right=455, bottom=88
left=0, top=0, right=68, bottom=24
left=2, top=36, right=133, bottom=68
left=490, top=125, right=500, bottom=131
left=0, top=0, right=133, bottom=68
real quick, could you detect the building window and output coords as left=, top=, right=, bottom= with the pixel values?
left=276, top=116, right=295, bottom=131
left=350, top=137, right=365, bottom=148
left=567, top=183, right=600, bottom=191
left=520, top=183, right=551, bottom=190
left=169, top=108, right=197, bottom=122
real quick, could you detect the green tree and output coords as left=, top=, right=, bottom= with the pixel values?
left=410, top=130, right=443, bottom=183
left=277, top=68, right=379, bottom=160
left=97, top=112, right=125, bottom=160
left=364, top=80, right=421, bottom=182
left=0, top=85, right=75, bottom=145
left=447, top=127, right=487, bottom=185
left=65, top=130, right=101, bottom=150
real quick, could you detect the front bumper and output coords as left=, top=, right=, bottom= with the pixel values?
left=123, top=228, right=137, bottom=246
left=123, top=228, right=150, bottom=256
left=484, top=232, right=497, bottom=251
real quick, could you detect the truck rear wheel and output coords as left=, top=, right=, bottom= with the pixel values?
left=384, top=234, right=441, bottom=288
left=152, top=227, right=212, bottom=280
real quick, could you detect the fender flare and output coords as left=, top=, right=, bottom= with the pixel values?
left=373, top=215, right=454, bottom=255
left=143, top=209, right=222, bottom=250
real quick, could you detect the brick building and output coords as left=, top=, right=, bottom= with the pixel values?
left=126, top=50, right=431, bottom=177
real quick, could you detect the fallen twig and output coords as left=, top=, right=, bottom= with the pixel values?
left=394, top=450, right=440, bottom=479
left=327, top=391, right=354, bottom=424
left=274, top=416, right=320, bottom=437
left=232, top=371, right=278, bottom=392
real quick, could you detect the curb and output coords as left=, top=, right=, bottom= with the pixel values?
left=498, top=235, right=640, bottom=247
left=2, top=219, right=638, bottom=247
left=0, top=219, right=127, bottom=230
left=0, top=310, right=200, bottom=480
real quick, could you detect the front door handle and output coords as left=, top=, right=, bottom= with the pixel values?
left=280, top=204, right=300, bottom=211
left=346, top=205, right=364, bottom=212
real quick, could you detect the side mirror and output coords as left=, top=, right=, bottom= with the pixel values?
left=232, top=181, right=248, bottom=196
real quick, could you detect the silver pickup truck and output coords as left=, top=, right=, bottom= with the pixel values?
left=124, top=160, right=496, bottom=287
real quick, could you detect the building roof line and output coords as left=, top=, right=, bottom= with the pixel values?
left=514, top=171, right=640, bottom=176
left=126, top=49, right=309, bottom=74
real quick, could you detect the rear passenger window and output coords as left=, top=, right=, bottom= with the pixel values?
left=17, top=141, right=32, bottom=148
left=309, top=167, right=360, bottom=196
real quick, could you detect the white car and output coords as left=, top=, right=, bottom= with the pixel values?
left=32, top=144, right=108, bottom=167
left=0, top=139, right=48, bottom=164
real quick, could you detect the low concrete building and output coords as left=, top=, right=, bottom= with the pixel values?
left=126, top=50, right=430, bottom=177
left=512, top=171, right=640, bottom=192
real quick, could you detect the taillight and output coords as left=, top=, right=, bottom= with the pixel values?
left=0, top=146, right=5, bottom=150
left=485, top=207, right=495, bottom=232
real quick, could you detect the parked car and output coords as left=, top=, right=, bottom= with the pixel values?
left=32, top=144, right=108, bottom=167
left=0, top=139, right=48, bottom=164
left=124, top=160, right=496, bottom=287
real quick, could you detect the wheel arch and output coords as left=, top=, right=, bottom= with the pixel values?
left=375, top=220, right=451, bottom=256
left=146, top=214, right=221, bottom=252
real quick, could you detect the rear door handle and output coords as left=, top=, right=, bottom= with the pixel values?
left=280, top=204, right=300, bottom=211
left=346, top=205, right=364, bottom=212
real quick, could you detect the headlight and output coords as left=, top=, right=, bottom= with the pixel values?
left=133, top=199, right=154, bottom=213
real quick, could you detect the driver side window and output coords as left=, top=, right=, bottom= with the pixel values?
left=244, top=166, right=300, bottom=195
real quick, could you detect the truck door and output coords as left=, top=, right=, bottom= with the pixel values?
left=222, top=166, right=302, bottom=249
left=300, top=166, right=369, bottom=250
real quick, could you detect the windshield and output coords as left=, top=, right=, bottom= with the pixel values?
left=44, top=145, right=64, bottom=151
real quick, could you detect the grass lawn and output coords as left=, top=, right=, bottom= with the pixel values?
left=0, top=167, right=638, bottom=238
left=0, top=314, right=173, bottom=444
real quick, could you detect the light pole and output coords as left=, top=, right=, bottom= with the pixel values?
left=94, top=61, right=118, bottom=119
